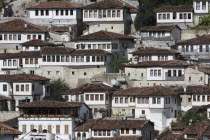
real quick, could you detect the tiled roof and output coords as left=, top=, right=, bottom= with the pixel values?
left=0, top=19, right=47, bottom=32
left=113, top=86, right=177, bottom=96
left=87, top=136, right=142, bottom=140
left=0, top=95, right=14, bottom=101
left=27, top=1, right=81, bottom=9
left=2, top=117, right=18, bottom=129
left=155, top=5, right=193, bottom=12
left=41, top=47, right=75, bottom=54
left=71, top=49, right=111, bottom=56
left=140, top=25, right=180, bottom=32
left=74, top=120, right=98, bottom=131
left=177, top=35, right=210, bottom=45
left=0, top=122, right=21, bottom=135
left=82, top=0, right=137, bottom=13
left=173, top=86, right=210, bottom=95
left=188, top=104, right=210, bottom=113
left=63, top=83, right=116, bottom=95
left=72, top=31, right=135, bottom=41
left=18, top=100, right=85, bottom=108
left=131, top=48, right=180, bottom=55
left=21, top=40, right=55, bottom=46
left=0, top=51, right=41, bottom=59
left=0, top=74, right=50, bottom=82
left=125, top=60, right=188, bottom=67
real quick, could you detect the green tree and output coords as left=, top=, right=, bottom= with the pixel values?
left=197, top=11, right=210, bottom=27
left=44, top=78, right=69, bottom=102
left=109, top=59, right=130, bottom=71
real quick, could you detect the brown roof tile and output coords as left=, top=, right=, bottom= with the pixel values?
left=41, top=47, right=75, bottom=54
left=177, top=35, right=210, bottom=45
left=63, top=83, right=116, bottom=95
left=2, top=117, right=18, bottom=129
left=27, top=1, right=81, bottom=9
left=0, top=122, right=21, bottom=135
left=74, top=120, right=99, bottom=131
left=83, top=0, right=137, bottom=13
left=0, top=74, right=50, bottom=82
left=0, top=19, right=47, bottom=32
left=18, top=100, right=85, bottom=108
left=0, top=95, right=14, bottom=101
left=21, top=40, right=55, bottom=46
left=71, top=49, right=111, bottom=56
left=114, top=86, right=177, bottom=96
left=131, top=48, right=180, bottom=55
left=125, top=60, right=188, bottom=67
left=140, top=25, right=180, bottom=32
left=87, top=136, right=142, bottom=140
left=72, top=31, right=135, bottom=41
left=188, top=104, right=210, bottom=113
left=0, top=51, right=41, bottom=59
left=155, top=5, right=193, bottom=12
left=174, top=86, right=210, bottom=95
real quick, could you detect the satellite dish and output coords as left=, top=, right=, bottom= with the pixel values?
left=111, top=79, right=117, bottom=85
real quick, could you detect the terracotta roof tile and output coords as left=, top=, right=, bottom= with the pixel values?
left=0, top=19, right=47, bottom=32
left=140, top=25, right=180, bottom=32
left=0, top=51, right=41, bottom=59
left=0, top=122, right=21, bottom=135
left=72, top=31, right=135, bottom=41
left=0, top=95, right=14, bottom=101
left=177, top=35, right=210, bottom=45
left=41, top=47, right=75, bottom=54
left=174, top=86, right=210, bottom=95
left=188, top=104, right=210, bottom=113
left=27, top=1, right=81, bottom=9
left=63, top=83, right=116, bottom=95
left=82, top=0, right=137, bottom=13
left=74, top=120, right=98, bottom=131
left=125, top=60, right=188, bottom=67
left=18, top=100, right=85, bottom=108
left=114, top=86, right=177, bottom=96
left=71, top=49, right=111, bottom=56
left=155, top=5, right=193, bottom=12
left=21, top=40, right=55, bottom=46
left=0, top=74, right=50, bottom=82
left=2, top=117, right=18, bottom=129
left=131, top=48, right=180, bottom=55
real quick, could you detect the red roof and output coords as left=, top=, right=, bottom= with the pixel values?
left=0, top=74, right=50, bottom=82
left=41, top=47, right=75, bottom=54
left=0, top=19, right=47, bottom=32
left=177, top=35, right=210, bottom=45
left=0, top=95, right=14, bottom=101
left=21, top=40, right=55, bottom=46
left=131, top=48, right=180, bottom=55
left=155, top=5, right=193, bottom=12
left=0, top=122, right=21, bottom=135
left=71, top=49, right=111, bottom=56
left=27, top=1, right=81, bottom=9
left=0, top=51, right=41, bottom=59
left=72, top=31, right=135, bottom=41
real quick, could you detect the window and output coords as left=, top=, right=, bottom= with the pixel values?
left=206, top=45, right=209, bottom=52
left=33, top=35, right=36, bottom=40
left=42, top=56, right=46, bottom=62
left=99, top=130, right=102, bottom=136
left=61, top=10, right=64, bottom=15
left=103, top=130, right=106, bottom=136
left=16, top=85, right=19, bottom=92
left=202, top=95, right=205, bottom=102
left=9, top=35, right=12, bottom=40
left=193, top=95, right=196, bottom=101
left=21, top=85, right=24, bottom=91
left=125, top=98, right=128, bottom=103
left=48, top=71, right=51, bottom=75
left=56, top=125, right=60, bottom=134
left=38, top=125, right=42, bottom=133
left=167, top=14, right=170, bottom=19
left=126, top=128, right=129, bottom=134
left=168, top=70, right=171, bottom=77
left=35, top=58, right=38, bottom=64
left=84, top=10, right=88, bottom=18
left=27, top=35, right=31, bottom=40
left=56, top=10, right=59, bottom=15
left=56, top=56, right=60, bottom=62
left=70, top=10, right=73, bottom=15
left=47, top=56, right=50, bottom=62
left=89, top=10, right=93, bottom=18
left=100, top=95, right=104, bottom=101
left=18, top=34, right=21, bottom=40
left=30, top=70, right=34, bottom=75
left=72, top=71, right=75, bottom=75
left=46, top=10, right=49, bottom=16
left=199, top=45, right=203, bottom=52
left=198, top=95, right=200, bottom=101
left=13, top=60, right=17, bottom=66
left=157, top=98, right=161, bottom=104
left=64, top=125, right=69, bottom=134
left=3, top=84, right=7, bottom=91
left=65, top=10, right=69, bottom=15
left=208, top=96, right=210, bottom=101
left=41, top=10, right=44, bottom=16
left=107, top=130, right=110, bottom=136
left=48, top=125, right=52, bottom=133
left=112, top=10, right=116, bottom=17
left=203, top=2, right=206, bottom=10
left=150, top=70, right=153, bottom=76
left=0, top=34, right=2, bottom=40
left=94, top=130, right=97, bottom=136
left=35, top=10, right=39, bottom=16
left=142, top=110, right=145, bottom=114
left=30, top=58, right=33, bottom=64
left=117, top=10, right=121, bottom=17
left=4, top=35, right=7, bottom=40
left=61, top=56, right=65, bottom=62
left=22, top=125, right=26, bottom=133
left=8, top=60, right=11, bottom=66
left=120, top=98, right=123, bottom=103
left=158, top=70, right=161, bottom=77
left=197, top=2, right=200, bottom=10
left=152, top=98, right=156, bottom=104
left=38, top=35, right=41, bottom=40
left=92, top=56, right=95, bottom=62
left=133, top=128, right=136, bottom=134
left=90, top=95, right=94, bottom=101
left=121, top=128, right=124, bottom=134
left=95, top=95, right=99, bottom=101
left=66, top=56, right=69, bottom=62
left=107, top=10, right=111, bottom=17
left=30, top=125, right=34, bottom=131
left=188, top=13, right=191, bottom=19
left=178, top=70, right=182, bottom=77
left=86, top=95, right=89, bottom=101
left=26, top=85, right=29, bottom=92
left=173, top=70, right=176, bottom=77
left=189, top=77, right=191, bottom=81
left=13, top=35, right=17, bottom=40
left=179, top=13, right=182, bottom=19
left=173, top=12, right=176, bottom=19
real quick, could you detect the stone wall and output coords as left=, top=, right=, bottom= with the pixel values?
left=0, top=111, right=20, bottom=121
left=181, top=29, right=210, bottom=40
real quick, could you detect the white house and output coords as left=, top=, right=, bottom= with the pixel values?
left=155, top=5, right=194, bottom=29
left=140, top=25, right=181, bottom=48
left=73, top=30, right=135, bottom=62
left=0, top=19, right=48, bottom=53
left=74, top=119, right=155, bottom=140
left=176, top=35, right=210, bottom=66
left=193, top=0, right=210, bottom=25
left=62, top=82, right=116, bottom=118
left=0, top=122, right=21, bottom=140
left=112, top=86, right=180, bottom=131
left=82, top=0, right=138, bottom=35
left=18, top=100, right=90, bottom=140
left=0, top=74, right=50, bottom=110
left=27, top=1, right=82, bottom=26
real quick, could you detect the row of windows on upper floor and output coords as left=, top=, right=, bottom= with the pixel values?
left=114, top=97, right=176, bottom=104
left=193, top=95, right=210, bottom=102
left=179, top=45, right=210, bottom=53
left=149, top=69, right=183, bottom=77
left=141, top=32, right=168, bottom=38
left=138, top=55, right=170, bottom=61
left=35, top=9, right=74, bottom=16
left=85, top=94, right=107, bottom=101
left=76, top=43, right=119, bottom=50
left=84, top=10, right=122, bottom=18
left=0, top=34, right=42, bottom=41
left=22, top=124, right=69, bottom=134
left=195, top=1, right=210, bottom=10
left=2, top=84, right=34, bottom=92
left=157, top=13, right=192, bottom=20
